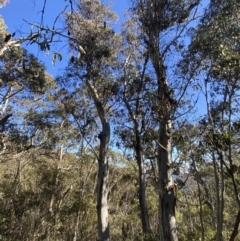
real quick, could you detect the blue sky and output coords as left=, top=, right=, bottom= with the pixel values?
left=0, top=0, right=209, bottom=78
left=0, top=0, right=209, bottom=116
left=0, top=0, right=128, bottom=32
left=0, top=0, right=129, bottom=75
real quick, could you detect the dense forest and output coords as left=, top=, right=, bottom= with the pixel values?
left=0, top=0, right=239, bottom=240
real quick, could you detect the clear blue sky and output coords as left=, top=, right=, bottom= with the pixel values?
left=0, top=0, right=129, bottom=75
left=0, top=0, right=128, bottom=31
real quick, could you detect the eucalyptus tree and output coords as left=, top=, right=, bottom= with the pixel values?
left=0, top=37, right=55, bottom=159
left=59, top=1, right=121, bottom=240
left=130, top=0, right=201, bottom=240
left=116, top=17, right=159, bottom=236
left=173, top=115, right=240, bottom=240
left=181, top=0, right=240, bottom=239
left=0, top=15, right=56, bottom=154
left=0, top=11, right=76, bottom=241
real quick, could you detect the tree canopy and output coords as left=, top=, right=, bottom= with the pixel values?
left=0, top=0, right=239, bottom=240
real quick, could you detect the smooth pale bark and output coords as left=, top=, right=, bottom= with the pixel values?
left=86, top=80, right=110, bottom=241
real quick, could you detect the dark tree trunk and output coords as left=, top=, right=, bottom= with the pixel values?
left=229, top=210, right=240, bottom=241
left=147, top=31, right=178, bottom=240
left=123, top=88, right=151, bottom=235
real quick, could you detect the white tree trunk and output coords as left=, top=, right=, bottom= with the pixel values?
left=86, top=80, right=110, bottom=241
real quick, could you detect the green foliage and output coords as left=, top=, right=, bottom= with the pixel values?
left=0, top=0, right=240, bottom=240
left=0, top=47, right=49, bottom=93
left=187, top=0, right=240, bottom=82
